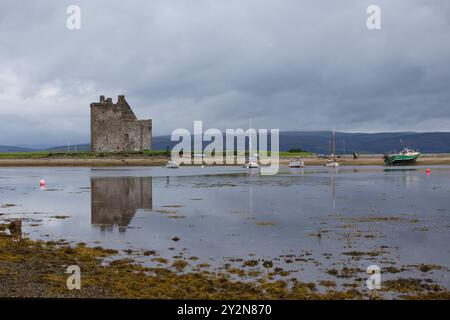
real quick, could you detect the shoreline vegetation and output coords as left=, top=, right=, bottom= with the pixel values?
left=0, top=150, right=450, bottom=166
left=1, top=224, right=449, bottom=299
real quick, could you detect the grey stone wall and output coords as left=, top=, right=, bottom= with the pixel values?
left=90, top=95, right=152, bottom=152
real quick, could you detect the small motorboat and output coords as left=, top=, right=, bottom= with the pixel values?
left=166, top=160, right=180, bottom=168
left=288, top=158, right=304, bottom=168
left=244, top=161, right=259, bottom=169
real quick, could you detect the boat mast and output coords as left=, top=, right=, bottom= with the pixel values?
left=328, top=140, right=331, bottom=157
left=249, top=115, right=252, bottom=151
left=249, top=115, right=252, bottom=161
left=332, top=125, right=336, bottom=160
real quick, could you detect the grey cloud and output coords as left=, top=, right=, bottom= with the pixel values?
left=0, top=0, right=449, bottom=145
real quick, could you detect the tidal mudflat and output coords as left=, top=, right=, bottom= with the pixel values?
left=1, top=166, right=449, bottom=299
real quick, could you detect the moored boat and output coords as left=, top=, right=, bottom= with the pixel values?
left=244, top=161, right=259, bottom=169
left=325, top=159, right=340, bottom=167
left=325, top=126, right=339, bottom=168
left=288, top=158, right=304, bottom=168
left=383, top=148, right=420, bottom=165
left=244, top=115, right=259, bottom=169
left=166, top=160, right=180, bottom=168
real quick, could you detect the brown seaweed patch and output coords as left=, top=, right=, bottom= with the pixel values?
left=49, top=215, right=71, bottom=219
left=385, top=266, right=405, bottom=273
left=319, top=280, right=337, bottom=288
left=172, top=260, right=188, bottom=271
left=416, top=264, right=444, bottom=273
left=166, top=215, right=186, bottom=219
left=326, top=267, right=363, bottom=279
left=340, top=216, right=420, bottom=223
left=1, top=203, right=17, bottom=208
left=383, top=278, right=443, bottom=293
left=255, top=221, right=277, bottom=226
left=243, top=260, right=259, bottom=267
left=153, top=209, right=177, bottom=214
left=342, top=250, right=384, bottom=257
left=151, top=257, right=168, bottom=264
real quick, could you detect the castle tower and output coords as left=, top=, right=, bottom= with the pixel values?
left=90, top=95, right=152, bottom=152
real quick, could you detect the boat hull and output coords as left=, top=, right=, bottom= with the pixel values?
left=166, top=160, right=180, bottom=168
left=384, top=154, right=419, bottom=166
left=288, top=161, right=304, bottom=168
left=325, top=162, right=339, bottom=167
left=325, top=158, right=339, bottom=167
left=244, top=162, right=259, bottom=169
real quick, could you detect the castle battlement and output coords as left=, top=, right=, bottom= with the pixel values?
left=90, top=95, right=152, bottom=152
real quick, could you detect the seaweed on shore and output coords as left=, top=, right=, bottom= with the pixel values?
left=0, top=223, right=448, bottom=299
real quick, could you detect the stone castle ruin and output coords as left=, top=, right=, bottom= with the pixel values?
left=90, top=95, right=152, bottom=152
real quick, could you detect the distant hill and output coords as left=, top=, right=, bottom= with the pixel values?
left=1, top=131, right=450, bottom=154
left=43, top=144, right=91, bottom=152
left=276, top=131, right=450, bottom=154
left=151, top=131, right=450, bottom=154
left=0, top=145, right=34, bottom=152
left=0, top=144, right=90, bottom=153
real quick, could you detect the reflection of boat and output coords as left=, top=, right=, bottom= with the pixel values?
left=325, top=126, right=339, bottom=167
left=166, top=160, right=180, bottom=168
left=288, top=167, right=304, bottom=175
left=384, top=148, right=420, bottom=165
left=288, top=158, right=304, bottom=168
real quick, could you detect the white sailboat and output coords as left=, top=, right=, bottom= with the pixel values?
left=325, top=126, right=339, bottom=168
left=244, top=116, right=259, bottom=169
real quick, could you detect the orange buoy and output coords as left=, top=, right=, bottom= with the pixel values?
left=426, top=168, right=431, bottom=175
left=39, top=179, right=46, bottom=186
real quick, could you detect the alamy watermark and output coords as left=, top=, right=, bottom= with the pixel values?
left=66, top=5, right=81, bottom=30
left=170, top=121, right=280, bottom=175
left=367, top=5, right=381, bottom=30
left=66, top=265, right=81, bottom=290
left=65, top=5, right=379, bottom=31
left=366, top=264, right=381, bottom=290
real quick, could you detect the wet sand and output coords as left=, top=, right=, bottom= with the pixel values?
left=0, top=154, right=449, bottom=167
left=0, top=157, right=168, bottom=167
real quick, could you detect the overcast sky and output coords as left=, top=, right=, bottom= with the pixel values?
left=1, top=0, right=449, bottom=145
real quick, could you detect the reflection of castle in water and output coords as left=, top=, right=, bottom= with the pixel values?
left=91, top=177, right=152, bottom=232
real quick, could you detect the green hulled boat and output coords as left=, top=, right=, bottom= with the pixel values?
left=383, top=148, right=420, bottom=165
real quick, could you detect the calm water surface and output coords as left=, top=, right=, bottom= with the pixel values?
left=1, top=165, right=449, bottom=289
